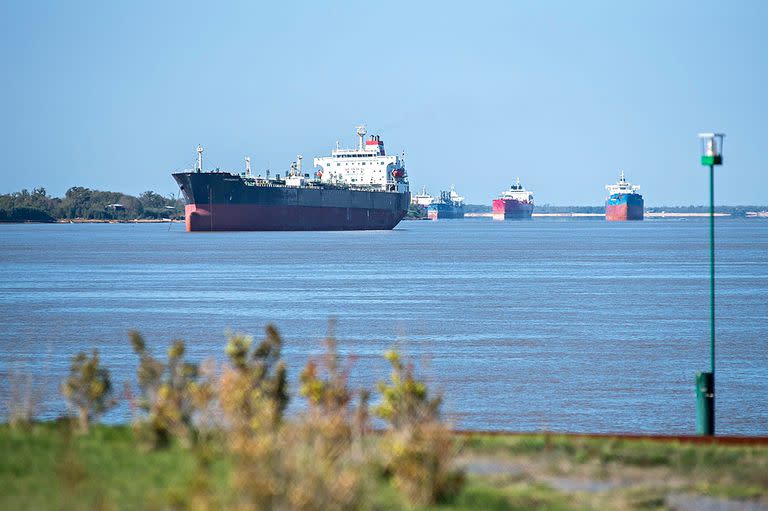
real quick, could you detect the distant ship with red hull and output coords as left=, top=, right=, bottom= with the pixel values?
left=492, top=178, right=534, bottom=220
left=173, top=127, right=410, bottom=231
left=605, top=171, right=643, bottom=221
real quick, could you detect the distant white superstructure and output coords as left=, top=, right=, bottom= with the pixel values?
left=449, top=185, right=465, bottom=206
left=412, top=186, right=434, bottom=206
left=605, top=171, right=640, bottom=197
left=313, top=126, right=409, bottom=193
left=498, top=177, right=534, bottom=204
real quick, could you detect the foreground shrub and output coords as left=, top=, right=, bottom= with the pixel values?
left=21, top=324, right=470, bottom=508
left=129, top=331, right=206, bottom=448
left=375, top=350, right=464, bottom=506
left=60, top=349, right=115, bottom=433
left=285, top=329, right=371, bottom=510
left=220, top=326, right=288, bottom=511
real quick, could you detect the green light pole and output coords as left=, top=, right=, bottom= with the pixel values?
left=696, top=132, right=724, bottom=436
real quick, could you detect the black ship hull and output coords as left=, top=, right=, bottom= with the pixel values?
left=173, top=172, right=410, bottom=231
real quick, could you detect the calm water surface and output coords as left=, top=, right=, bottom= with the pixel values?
left=1, top=218, right=766, bottom=434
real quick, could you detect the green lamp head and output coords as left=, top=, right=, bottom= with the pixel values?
left=698, top=133, right=725, bottom=166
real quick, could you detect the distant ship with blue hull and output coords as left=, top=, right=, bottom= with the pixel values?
left=427, top=187, right=465, bottom=220
left=605, top=171, right=643, bottom=221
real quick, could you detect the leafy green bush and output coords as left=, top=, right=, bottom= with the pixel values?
left=7, top=326, right=477, bottom=508
left=288, top=329, right=372, bottom=511
left=375, top=350, right=464, bottom=505
left=60, top=350, right=115, bottom=433
left=220, top=326, right=289, bottom=511
left=129, top=332, right=207, bottom=449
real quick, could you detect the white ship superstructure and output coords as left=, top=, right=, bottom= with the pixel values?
left=449, top=185, right=465, bottom=206
left=313, top=125, right=409, bottom=193
left=412, top=186, right=434, bottom=207
left=499, top=178, right=534, bottom=204
left=605, top=171, right=640, bottom=197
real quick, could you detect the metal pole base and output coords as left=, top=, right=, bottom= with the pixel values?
left=696, top=371, right=715, bottom=435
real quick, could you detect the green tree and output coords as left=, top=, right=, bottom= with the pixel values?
left=138, top=191, right=168, bottom=209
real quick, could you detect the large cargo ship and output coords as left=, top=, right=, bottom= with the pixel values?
left=172, top=127, right=410, bottom=231
left=492, top=178, right=534, bottom=220
left=427, top=186, right=465, bottom=219
left=605, top=171, right=643, bottom=221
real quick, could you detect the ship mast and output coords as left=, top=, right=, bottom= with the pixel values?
left=356, top=125, right=366, bottom=150
left=245, top=156, right=251, bottom=177
left=196, top=145, right=203, bottom=173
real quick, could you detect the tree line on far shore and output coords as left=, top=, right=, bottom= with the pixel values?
left=0, top=187, right=183, bottom=222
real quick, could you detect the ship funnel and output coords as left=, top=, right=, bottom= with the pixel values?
left=297, top=155, right=302, bottom=173
left=245, top=156, right=251, bottom=177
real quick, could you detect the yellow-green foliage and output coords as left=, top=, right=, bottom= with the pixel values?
left=221, top=326, right=288, bottom=429
left=220, top=326, right=288, bottom=511
left=376, top=350, right=464, bottom=506
left=380, top=420, right=464, bottom=506
left=129, top=331, right=207, bottom=449
left=60, top=349, right=114, bottom=433
left=288, top=331, right=371, bottom=511
left=10, top=327, right=474, bottom=509
left=376, top=350, right=441, bottom=428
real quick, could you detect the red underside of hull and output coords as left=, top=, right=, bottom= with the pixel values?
left=185, top=204, right=405, bottom=231
left=605, top=204, right=644, bottom=221
left=492, top=199, right=534, bottom=219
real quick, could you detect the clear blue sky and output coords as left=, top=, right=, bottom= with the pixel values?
left=1, top=0, right=765, bottom=205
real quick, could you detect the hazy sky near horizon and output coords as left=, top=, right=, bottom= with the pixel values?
left=1, top=0, right=766, bottom=205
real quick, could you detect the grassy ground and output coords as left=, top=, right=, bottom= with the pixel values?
left=462, top=434, right=768, bottom=509
left=1, top=423, right=766, bottom=510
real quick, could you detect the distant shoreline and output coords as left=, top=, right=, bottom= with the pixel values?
left=56, top=218, right=178, bottom=224
left=0, top=219, right=179, bottom=225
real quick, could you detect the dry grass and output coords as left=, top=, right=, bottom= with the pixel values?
left=5, top=360, right=46, bottom=429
